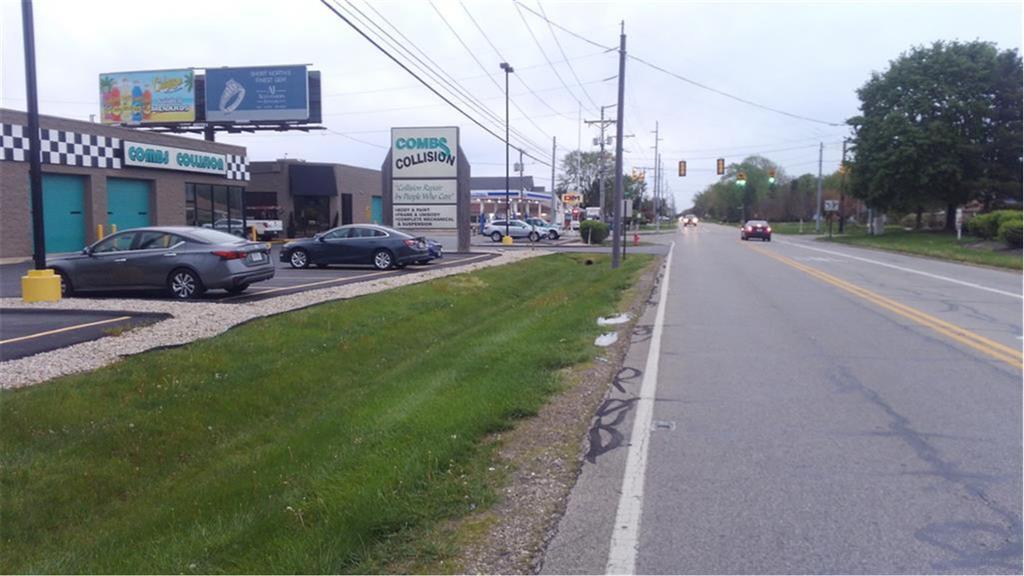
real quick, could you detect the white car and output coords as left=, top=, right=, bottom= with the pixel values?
left=482, top=219, right=542, bottom=242
left=526, top=218, right=560, bottom=240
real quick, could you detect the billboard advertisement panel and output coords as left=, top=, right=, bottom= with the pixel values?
left=205, top=65, right=309, bottom=122
left=391, top=127, right=459, bottom=179
left=100, top=69, right=195, bottom=124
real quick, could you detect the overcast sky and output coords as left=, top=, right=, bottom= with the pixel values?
left=2, top=0, right=1020, bottom=209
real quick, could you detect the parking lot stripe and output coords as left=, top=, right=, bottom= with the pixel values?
left=0, top=316, right=134, bottom=346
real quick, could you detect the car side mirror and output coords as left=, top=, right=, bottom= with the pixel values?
left=82, top=246, right=92, bottom=255
left=318, top=235, right=326, bottom=242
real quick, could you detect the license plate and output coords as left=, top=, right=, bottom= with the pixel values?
left=249, top=252, right=265, bottom=262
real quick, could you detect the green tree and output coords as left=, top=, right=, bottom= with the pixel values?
left=848, top=40, right=1023, bottom=229
left=557, top=150, right=646, bottom=215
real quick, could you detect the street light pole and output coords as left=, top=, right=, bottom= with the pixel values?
left=500, top=62, right=514, bottom=240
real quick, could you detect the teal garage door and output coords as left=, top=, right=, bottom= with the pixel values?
left=40, top=174, right=86, bottom=253
left=107, top=178, right=151, bottom=231
left=372, top=196, right=383, bottom=224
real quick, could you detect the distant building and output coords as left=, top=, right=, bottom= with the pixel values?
left=248, top=159, right=382, bottom=237
left=0, top=108, right=248, bottom=260
left=470, top=176, right=556, bottom=221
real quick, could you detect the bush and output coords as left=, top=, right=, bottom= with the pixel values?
left=579, top=220, right=609, bottom=244
left=997, top=219, right=1023, bottom=248
left=967, top=210, right=1022, bottom=239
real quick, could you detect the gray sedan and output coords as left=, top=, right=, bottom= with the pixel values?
left=47, top=226, right=275, bottom=299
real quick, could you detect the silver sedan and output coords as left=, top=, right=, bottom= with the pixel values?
left=47, top=226, right=274, bottom=299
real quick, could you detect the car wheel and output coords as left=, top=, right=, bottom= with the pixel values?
left=289, top=249, right=310, bottom=269
left=167, top=268, right=204, bottom=300
left=491, top=231, right=502, bottom=242
left=766, top=236, right=772, bottom=242
left=226, top=283, right=249, bottom=295
left=56, top=270, right=73, bottom=297
left=529, top=231, right=540, bottom=242
left=548, top=231, right=559, bottom=240
left=372, top=249, right=394, bottom=270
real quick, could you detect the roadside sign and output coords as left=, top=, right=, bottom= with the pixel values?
left=956, top=207, right=963, bottom=240
left=562, top=192, right=582, bottom=205
left=824, top=199, right=839, bottom=212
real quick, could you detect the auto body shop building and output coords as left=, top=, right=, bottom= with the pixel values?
left=0, top=108, right=249, bottom=260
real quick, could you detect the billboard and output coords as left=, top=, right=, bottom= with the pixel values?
left=205, top=65, right=309, bottom=122
left=100, top=69, right=195, bottom=124
left=391, top=127, right=459, bottom=179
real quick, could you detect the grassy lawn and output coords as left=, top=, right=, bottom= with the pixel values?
left=0, top=253, right=652, bottom=574
left=826, top=229, right=1021, bottom=270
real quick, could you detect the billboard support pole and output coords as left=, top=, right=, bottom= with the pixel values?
left=204, top=125, right=215, bottom=142
left=22, top=0, right=45, bottom=270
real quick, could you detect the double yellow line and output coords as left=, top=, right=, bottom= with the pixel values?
left=748, top=245, right=1023, bottom=370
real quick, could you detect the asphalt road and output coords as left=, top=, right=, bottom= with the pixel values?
left=0, top=309, right=168, bottom=361
left=543, top=223, right=1022, bottom=574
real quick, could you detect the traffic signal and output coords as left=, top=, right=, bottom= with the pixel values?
left=716, top=158, right=725, bottom=175
left=678, top=160, right=687, bottom=177
left=768, top=169, right=776, bottom=186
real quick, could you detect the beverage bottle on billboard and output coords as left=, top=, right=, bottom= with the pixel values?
left=131, top=81, right=143, bottom=122
left=142, top=83, right=153, bottom=120
left=119, top=78, right=132, bottom=124
left=106, top=79, right=121, bottom=122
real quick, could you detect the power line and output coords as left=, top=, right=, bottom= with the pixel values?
left=318, top=0, right=552, bottom=167
left=512, top=1, right=589, bottom=114
left=460, top=1, right=582, bottom=122
left=513, top=1, right=614, bottom=51
left=536, top=0, right=600, bottom=111
left=349, top=0, right=549, bottom=158
left=427, top=0, right=570, bottom=153
left=514, top=3, right=847, bottom=127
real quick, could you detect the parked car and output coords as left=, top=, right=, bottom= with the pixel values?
left=482, top=219, right=541, bottom=242
left=47, top=226, right=274, bottom=299
left=682, top=214, right=699, bottom=227
left=741, top=220, right=772, bottom=241
left=526, top=218, right=560, bottom=240
left=414, top=239, right=443, bottom=265
left=280, top=224, right=429, bottom=270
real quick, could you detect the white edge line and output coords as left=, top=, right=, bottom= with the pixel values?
left=605, top=241, right=675, bottom=575
left=778, top=240, right=1023, bottom=300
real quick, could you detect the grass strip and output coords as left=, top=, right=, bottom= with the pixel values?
left=0, top=253, right=650, bottom=574
left=826, top=229, right=1021, bottom=270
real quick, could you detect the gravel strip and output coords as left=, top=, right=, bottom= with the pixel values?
left=0, top=250, right=545, bottom=390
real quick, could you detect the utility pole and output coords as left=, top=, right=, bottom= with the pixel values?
left=815, top=141, right=823, bottom=233
left=518, top=148, right=524, bottom=218
left=611, top=22, right=626, bottom=269
left=551, top=136, right=557, bottom=224
left=585, top=105, right=615, bottom=219
left=839, top=138, right=848, bottom=234
left=652, top=121, right=661, bottom=232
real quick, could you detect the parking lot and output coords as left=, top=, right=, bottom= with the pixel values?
left=0, top=249, right=496, bottom=303
left=0, top=309, right=169, bottom=361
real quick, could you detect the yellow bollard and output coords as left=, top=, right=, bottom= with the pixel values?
left=96, top=224, right=105, bottom=241
left=501, top=235, right=514, bottom=245
left=250, top=226, right=257, bottom=241
left=21, top=269, right=62, bottom=302
left=111, top=224, right=118, bottom=235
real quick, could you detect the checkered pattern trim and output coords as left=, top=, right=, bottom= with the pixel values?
left=226, top=154, right=249, bottom=181
left=2, top=123, right=121, bottom=169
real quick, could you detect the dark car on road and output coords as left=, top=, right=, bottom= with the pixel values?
left=741, top=220, right=772, bottom=241
left=47, top=226, right=274, bottom=299
left=281, top=224, right=430, bottom=270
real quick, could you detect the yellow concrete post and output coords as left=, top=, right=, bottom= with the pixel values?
left=96, top=224, right=104, bottom=241
left=111, top=224, right=118, bottom=234
left=21, top=269, right=61, bottom=302
left=250, top=226, right=257, bottom=241
left=501, top=235, right=514, bottom=245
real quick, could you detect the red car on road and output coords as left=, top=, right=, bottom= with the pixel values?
left=741, top=220, right=772, bottom=241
